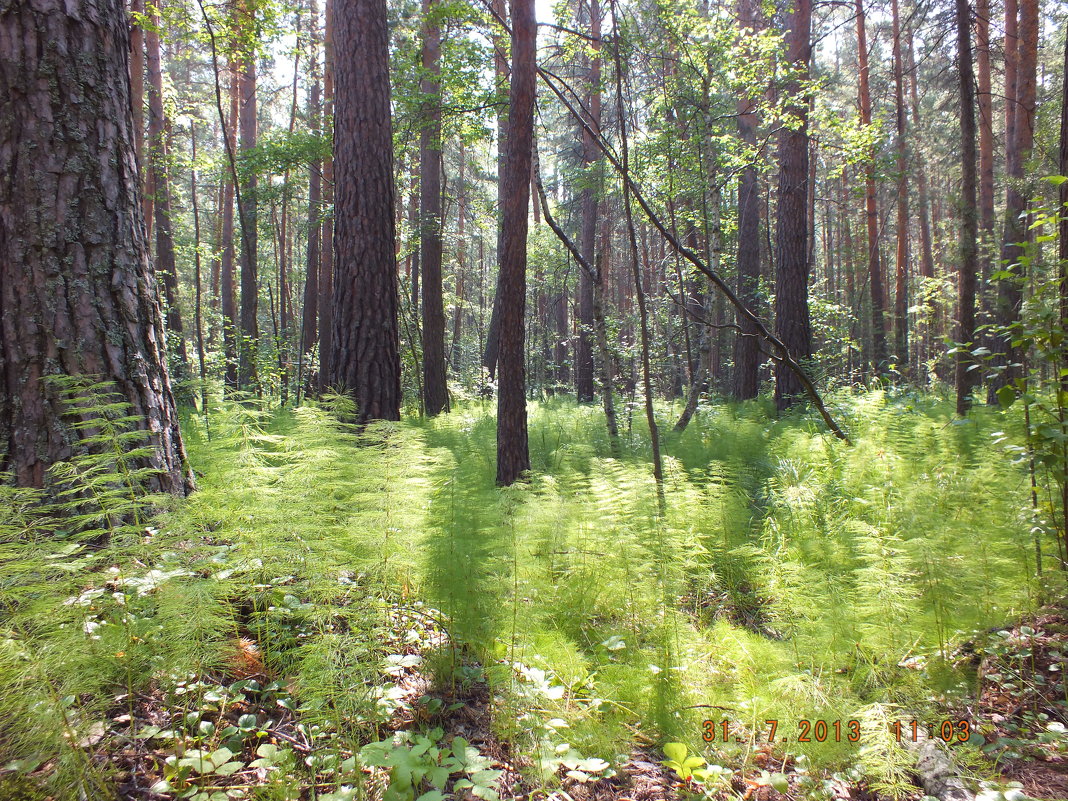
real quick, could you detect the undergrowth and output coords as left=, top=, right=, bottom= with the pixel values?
left=0, top=385, right=1062, bottom=799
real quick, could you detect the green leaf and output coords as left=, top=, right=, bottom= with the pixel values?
left=997, top=385, right=1017, bottom=409
left=662, top=742, right=687, bottom=763
left=214, top=760, right=244, bottom=776
left=209, top=747, right=234, bottom=766
left=770, top=772, right=789, bottom=793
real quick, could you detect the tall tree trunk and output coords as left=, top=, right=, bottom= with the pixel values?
left=891, top=0, right=909, bottom=370
left=329, top=0, right=401, bottom=423
left=990, top=0, right=1038, bottom=398
left=677, top=187, right=720, bottom=430
left=905, top=18, right=935, bottom=375
left=954, top=0, right=980, bottom=416
left=495, top=0, right=534, bottom=485
left=318, top=0, right=335, bottom=393
left=190, top=121, right=209, bottom=416
left=1060, top=25, right=1068, bottom=564
left=301, top=0, right=321, bottom=361
left=481, top=0, right=509, bottom=381
left=452, top=144, right=467, bottom=364
left=976, top=0, right=995, bottom=285
left=856, top=0, right=888, bottom=374
left=222, top=65, right=240, bottom=390
left=146, top=11, right=189, bottom=376
left=277, top=18, right=300, bottom=404
left=0, top=0, right=193, bottom=494
left=129, top=0, right=145, bottom=188
left=420, top=0, right=448, bottom=415
left=773, top=0, right=813, bottom=409
left=237, top=7, right=258, bottom=390
left=611, top=0, right=662, bottom=489
left=732, top=0, right=762, bottom=400
left=575, top=0, right=601, bottom=403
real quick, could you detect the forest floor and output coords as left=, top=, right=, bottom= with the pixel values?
left=1, top=390, right=1066, bottom=801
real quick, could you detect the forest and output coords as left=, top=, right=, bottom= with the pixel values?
left=1, top=0, right=1067, bottom=795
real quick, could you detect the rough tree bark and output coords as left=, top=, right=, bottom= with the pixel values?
left=328, top=0, right=401, bottom=423
left=0, top=0, right=193, bottom=494
left=420, top=0, right=448, bottom=415
left=495, top=0, right=535, bottom=485
left=773, top=0, right=813, bottom=409
left=953, top=0, right=980, bottom=416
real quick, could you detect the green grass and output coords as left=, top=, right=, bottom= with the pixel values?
left=0, top=387, right=1059, bottom=799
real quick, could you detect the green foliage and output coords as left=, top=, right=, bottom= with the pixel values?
left=1, top=391, right=1060, bottom=798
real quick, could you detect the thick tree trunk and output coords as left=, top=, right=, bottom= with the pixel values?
left=0, top=0, right=193, bottom=495
left=495, top=0, right=535, bottom=485
left=146, top=12, right=189, bottom=376
left=420, top=0, right=448, bottom=415
left=732, top=0, right=762, bottom=400
left=773, top=0, right=813, bottom=410
left=329, top=0, right=401, bottom=423
left=856, top=0, right=888, bottom=374
left=237, top=17, right=258, bottom=390
left=954, top=0, right=980, bottom=416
